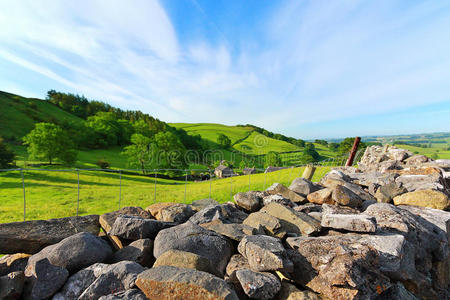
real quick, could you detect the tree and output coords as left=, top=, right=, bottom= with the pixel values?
left=23, top=123, right=77, bottom=165
left=0, top=137, right=15, bottom=168
left=303, top=143, right=320, bottom=161
left=265, top=151, right=281, bottom=167
left=217, top=133, right=231, bottom=148
left=153, top=131, right=187, bottom=171
left=122, top=134, right=153, bottom=174
left=338, top=137, right=366, bottom=156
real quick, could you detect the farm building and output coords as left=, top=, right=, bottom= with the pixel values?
left=214, top=165, right=234, bottom=178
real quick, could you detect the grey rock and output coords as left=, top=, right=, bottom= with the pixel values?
left=111, top=239, right=154, bottom=267
left=243, top=211, right=287, bottom=238
left=404, top=154, right=429, bottom=165
left=109, top=216, right=175, bottom=240
left=97, top=289, right=147, bottom=300
left=226, top=254, right=250, bottom=282
left=78, top=261, right=144, bottom=300
left=262, top=194, right=296, bottom=208
left=238, top=235, right=292, bottom=272
left=0, top=253, right=30, bottom=277
left=135, top=266, right=239, bottom=300
left=274, top=281, right=322, bottom=300
left=307, top=212, right=322, bottom=222
left=321, top=214, right=377, bottom=232
left=260, top=202, right=321, bottom=236
left=293, top=203, right=322, bottom=214
left=332, top=185, right=363, bottom=208
left=374, top=282, right=420, bottom=300
left=0, top=271, right=24, bottom=300
left=0, top=215, right=100, bottom=254
left=266, top=183, right=305, bottom=203
left=26, top=232, right=112, bottom=273
left=396, top=173, right=446, bottom=193
left=153, top=222, right=233, bottom=275
left=321, top=204, right=360, bottom=215
left=158, top=203, right=195, bottom=223
left=191, top=198, right=219, bottom=211
left=23, top=258, right=68, bottom=300
left=189, top=203, right=248, bottom=225
left=200, top=220, right=260, bottom=241
left=236, top=269, right=281, bottom=300
left=234, top=191, right=262, bottom=212
left=99, top=207, right=151, bottom=233
left=375, top=182, right=407, bottom=203
left=289, top=178, right=323, bottom=197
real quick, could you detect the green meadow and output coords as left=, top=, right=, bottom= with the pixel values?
left=0, top=166, right=331, bottom=224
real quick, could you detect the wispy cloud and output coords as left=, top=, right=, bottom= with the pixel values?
left=0, top=0, right=449, bottom=138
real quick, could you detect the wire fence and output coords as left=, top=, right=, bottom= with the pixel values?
left=0, top=151, right=363, bottom=223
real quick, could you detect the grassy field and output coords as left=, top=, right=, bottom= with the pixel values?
left=395, top=143, right=450, bottom=159
left=0, top=166, right=331, bottom=224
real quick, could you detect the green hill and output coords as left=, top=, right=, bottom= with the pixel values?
left=0, top=91, right=84, bottom=141
left=170, top=122, right=300, bottom=155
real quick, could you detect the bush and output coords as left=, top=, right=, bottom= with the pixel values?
left=0, top=138, right=15, bottom=168
left=96, top=158, right=110, bottom=169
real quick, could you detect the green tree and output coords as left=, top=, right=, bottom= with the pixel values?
left=0, top=137, right=15, bottom=168
left=23, top=123, right=77, bottom=165
left=217, top=133, right=231, bottom=148
left=153, top=131, right=187, bottom=171
left=265, top=151, right=281, bottom=167
left=338, top=137, right=366, bottom=156
left=303, top=143, right=320, bottom=161
left=122, top=134, right=153, bottom=174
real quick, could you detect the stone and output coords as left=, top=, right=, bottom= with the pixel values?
left=235, top=269, right=281, bottom=300
left=153, top=249, right=220, bottom=277
left=321, top=214, right=377, bottom=232
left=243, top=212, right=286, bottom=238
left=307, top=212, right=322, bottom=222
left=306, top=188, right=333, bottom=205
left=332, top=185, right=363, bottom=208
left=0, top=215, right=100, bottom=254
left=374, top=282, right=420, bottom=300
left=111, top=239, right=154, bottom=267
left=54, top=261, right=145, bottom=300
left=393, top=189, right=450, bottom=210
left=0, top=271, right=24, bottom=300
left=23, top=258, right=68, bottom=300
left=237, top=235, right=293, bottom=272
left=200, top=219, right=259, bottom=241
left=135, top=266, right=239, bottom=300
left=226, top=254, right=250, bottom=282
left=395, top=173, right=447, bottom=194
left=108, top=216, right=175, bottom=240
left=260, top=202, right=321, bottom=236
left=321, top=204, right=360, bottom=215
left=153, top=222, right=233, bottom=275
left=262, top=194, right=296, bottom=208
left=274, top=281, right=322, bottom=300
left=404, top=154, right=429, bottom=165
left=26, top=232, right=112, bottom=274
left=289, top=178, right=323, bottom=197
left=0, top=253, right=30, bottom=276
left=97, top=289, right=148, bottom=300
left=146, top=203, right=194, bottom=223
left=99, top=207, right=152, bottom=249
left=293, top=203, right=322, bottom=214
left=234, top=191, right=262, bottom=212
left=266, top=183, right=306, bottom=203
left=286, top=235, right=391, bottom=300
left=375, top=182, right=407, bottom=203
left=190, top=198, right=219, bottom=211
left=188, top=204, right=248, bottom=225
left=77, top=261, right=145, bottom=300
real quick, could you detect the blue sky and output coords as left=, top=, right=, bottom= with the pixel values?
left=0, top=0, right=449, bottom=139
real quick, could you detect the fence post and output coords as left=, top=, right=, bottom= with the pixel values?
left=209, top=169, right=212, bottom=199
left=264, top=171, right=267, bottom=190
left=346, top=137, right=361, bottom=166
left=118, top=170, right=122, bottom=209
left=184, top=170, right=188, bottom=203
left=76, top=169, right=80, bottom=216
left=21, top=169, right=26, bottom=221
left=302, top=165, right=316, bottom=180
left=153, top=170, right=157, bottom=203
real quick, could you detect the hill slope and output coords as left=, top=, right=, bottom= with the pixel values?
left=170, top=122, right=300, bottom=155
left=0, top=91, right=85, bottom=141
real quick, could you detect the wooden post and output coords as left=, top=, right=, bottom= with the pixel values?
left=345, top=137, right=361, bottom=166
left=302, top=165, right=316, bottom=180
